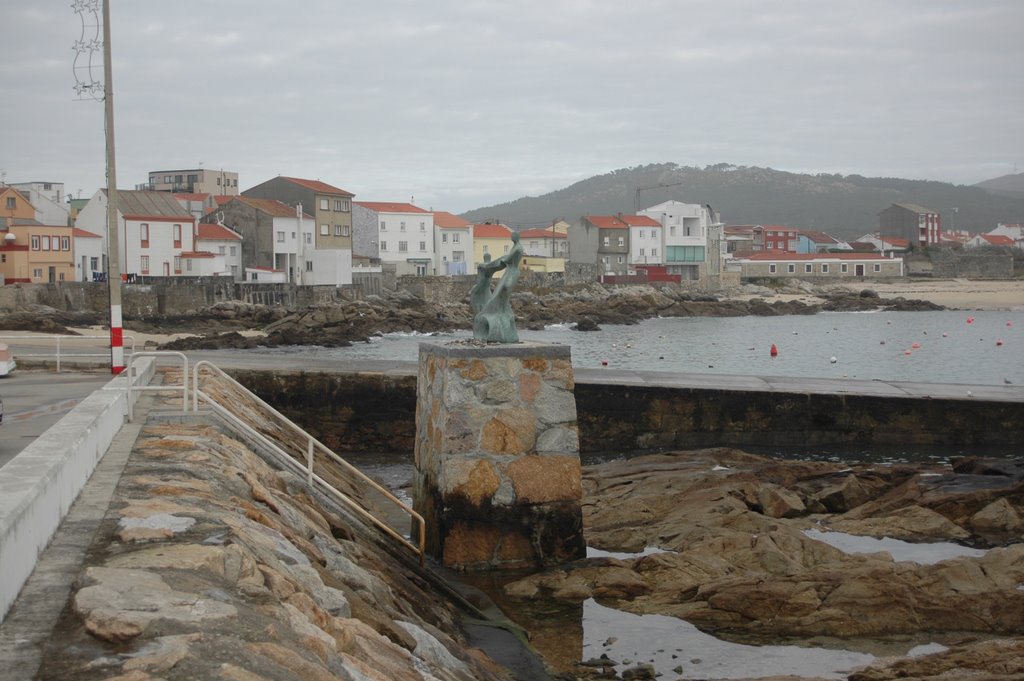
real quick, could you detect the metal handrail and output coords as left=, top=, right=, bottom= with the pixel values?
left=0, top=334, right=136, bottom=372
left=191, top=360, right=426, bottom=565
left=125, top=351, right=189, bottom=422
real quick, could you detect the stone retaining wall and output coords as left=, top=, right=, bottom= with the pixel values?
left=226, top=370, right=1024, bottom=455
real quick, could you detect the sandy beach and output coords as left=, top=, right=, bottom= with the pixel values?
left=828, top=278, right=1024, bottom=310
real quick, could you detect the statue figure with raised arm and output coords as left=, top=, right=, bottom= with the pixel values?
left=469, top=232, right=523, bottom=343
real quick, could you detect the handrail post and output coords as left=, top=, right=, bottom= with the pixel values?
left=306, top=437, right=314, bottom=487
left=56, top=336, right=62, bottom=373
left=126, top=356, right=134, bottom=422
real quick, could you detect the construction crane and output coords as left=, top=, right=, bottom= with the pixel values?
left=634, top=181, right=684, bottom=213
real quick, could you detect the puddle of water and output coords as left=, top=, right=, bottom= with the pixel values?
left=804, top=529, right=988, bottom=564
left=581, top=598, right=875, bottom=680
left=585, top=546, right=673, bottom=560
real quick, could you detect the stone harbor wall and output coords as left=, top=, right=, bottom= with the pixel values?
left=931, top=251, right=1014, bottom=279
left=413, top=342, right=585, bottom=570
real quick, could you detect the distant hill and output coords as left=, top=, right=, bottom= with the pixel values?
left=975, top=172, right=1024, bottom=198
left=461, top=163, right=1024, bottom=239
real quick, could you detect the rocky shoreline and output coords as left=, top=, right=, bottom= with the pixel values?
left=141, top=283, right=942, bottom=351
left=501, top=449, right=1024, bottom=680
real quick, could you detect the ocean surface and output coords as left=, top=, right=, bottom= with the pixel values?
left=255, top=309, right=1023, bottom=386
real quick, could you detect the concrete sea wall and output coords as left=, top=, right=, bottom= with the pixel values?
left=227, top=369, right=1024, bottom=455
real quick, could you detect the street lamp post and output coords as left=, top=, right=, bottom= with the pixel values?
left=102, top=0, right=124, bottom=374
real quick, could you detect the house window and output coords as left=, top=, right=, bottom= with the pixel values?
left=821, top=264, right=829, bottom=273
left=419, top=241, right=426, bottom=251
left=335, top=225, right=343, bottom=236
left=140, top=223, right=150, bottom=247
left=251, top=272, right=259, bottom=281
left=787, top=264, right=795, bottom=273
left=420, top=221, right=426, bottom=231
left=218, top=245, right=226, bottom=255
left=639, top=248, right=645, bottom=257
left=164, top=175, right=172, bottom=183
left=186, top=258, right=193, bottom=272
left=452, top=233, right=460, bottom=243
left=305, top=234, right=312, bottom=244
left=638, top=230, right=644, bottom=239
left=230, top=246, right=237, bottom=256
left=42, top=236, right=51, bottom=251
left=342, top=225, right=351, bottom=237
left=320, top=224, right=328, bottom=235
left=33, top=268, right=43, bottom=278
left=400, top=221, right=406, bottom=231
left=442, top=233, right=448, bottom=243
left=603, top=236, right=610, bottom=247
left=841, top=263, right=848, bottom=273
left=530, top=241, right=538, bottom=249
left=173, top=224, right=182, bottom=247
left=453, top=251, right=464, bottom=262
left=874, top=263, right=881, bottom=272
left=380, top=221, right=386, bottom=231
left=90, top=257, right=99, bottom=270
left=61, top=237, right=70, bottom=250
left=769, top=264, right=777, bottom=273
left=334, top=200, right=344, bottom=211
left=617, top=256, right=624, bottom=263
left=140, top=255, right=150, bottom=274
left=670, top=225, right=676, bottom=236
left=380, top=241, right=387, bottom=251
left=6, top=197, right=17, bottom=209
left=651, top=248, right=657, bottom=257
left=173, top=256, right=182, bottom=273
left=306, top=261, right=313, bottom=271
left=617, top=237, right=624, bottom=247
left=320, top=199, right=329, bottom=211
left=291, top=232, right=296, bottom=240
left=59, top=272, right=65, bottom=281
left=398, top=241, right=408, bottom=252
left=31, top=235, right=40, bottom=250
left=277, top=231, right=285, bottom=242
left=805, top=264, right=812, bottom=273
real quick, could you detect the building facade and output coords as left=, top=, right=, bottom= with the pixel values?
left=8, top=181, right=70, bottom=227
left=72, top=227, right=105, bottom=282
left=433, top=211, right=473, bottom=276
left=879, top=203, right=941, bottom=248
left=354, top=202, right=435, bottom=276
left=196, top=223, right=243, bottom=279
left=145, top=169, right=239, bottom=195
left=735, top=252, right=904, bottom=278
left=243, top=176, right=354, bottom=252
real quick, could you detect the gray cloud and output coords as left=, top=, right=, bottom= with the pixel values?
left=2, top=0, right=1021, bottom=212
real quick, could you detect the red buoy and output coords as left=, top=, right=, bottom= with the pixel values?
left=770, top=343, right=779, bottom=357
left=996, top=339, right=1004, bottom=346
left=601, top=359, right=609, bottom=366
left=911, top=342, right=921, bottom=349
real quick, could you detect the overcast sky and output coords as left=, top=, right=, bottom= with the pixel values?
left=3, top=1, right=1022, bottom=214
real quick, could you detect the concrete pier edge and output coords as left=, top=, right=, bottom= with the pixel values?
left=0, top=358, right=155, bottom=621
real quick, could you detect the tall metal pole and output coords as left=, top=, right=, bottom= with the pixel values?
left=102, top=0, right=124, bottom=373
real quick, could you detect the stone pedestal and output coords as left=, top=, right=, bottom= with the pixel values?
left=414, top=342, right=585, bottom=570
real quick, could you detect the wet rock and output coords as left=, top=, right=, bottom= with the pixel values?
left=574, top=317, right=601, bottom=332
left=757, top=483, right=807, bottom=518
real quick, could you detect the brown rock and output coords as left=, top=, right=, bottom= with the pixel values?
left=969, top=498, right=1024, bottom=536
left=443, top=458, right=500, bottom=506
left=442, top=521, right=501, bottom=567
left=480, top=408, right=536, bottom=455
left=519, top=372, right=541, bottom=402
left=246, top=642, right=337, bottom=681
left=757, top=484, right=806, bottom=518
left=508, top=454, right=582, bottom=504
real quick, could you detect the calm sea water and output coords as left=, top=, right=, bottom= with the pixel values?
left=258, top=309, right=1022, bottom=386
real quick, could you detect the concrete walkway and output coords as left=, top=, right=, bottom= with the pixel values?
left=0, top=390, right=153, bottom=680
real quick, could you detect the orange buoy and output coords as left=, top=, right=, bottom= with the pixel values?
left=770, top=343, right=779, bottom=357
left=904, top=350, right=912, bottom=355
left=911, top=342, right=921, bottom=349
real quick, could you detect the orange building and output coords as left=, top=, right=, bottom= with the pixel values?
left=1, top=187, right=75, bottom=283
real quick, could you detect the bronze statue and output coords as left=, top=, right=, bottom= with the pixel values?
left=470, top=232, right=523, bottom=343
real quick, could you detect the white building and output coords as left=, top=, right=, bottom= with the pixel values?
left=432, top=211, right=473, bottom=276
left=354, top=202, right=436, bottom=276
left=622, top=215, right=662, bottom=267
left=75, top=189, right=199, bottom=277
left=72, top=227, right=105, bottom=282
left=638, top=200, right=714, bottom=279
left=9, top=181, right=71, bottom=227
left=196, top=223, right=243, bottom=279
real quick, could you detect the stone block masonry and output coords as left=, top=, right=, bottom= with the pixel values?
left=414, top=342, right=585, bottom=570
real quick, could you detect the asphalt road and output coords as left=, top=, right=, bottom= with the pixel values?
left=0, top=370, right=116, bottom=469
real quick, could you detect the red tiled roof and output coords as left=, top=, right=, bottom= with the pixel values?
left=799, top=230, right=838, bottom=244
left=433, top=211, right=471, bottom=229
left=880, top=236, right=910, bottom=247
left=980, top=234, right=1015, bottom=246
left=72, top=228, right=102, bottom=238
left=234, top=197, right=311, bottom=219
left=584, top=216, right=627, bottom=229
left=760, top=225, right=799, bottom=233
left=519, top=228, right=567, bottom=239
left=280, top=177, right=354, bottom=196
left=197, top=223, right=242, bottom=241
left=354, top=201, right=429, bottom=214
left=473, top=223, right=512, bottom=239
left=619, top=215, right=661, bottom=227
left=213, top=195, right=235, bottom=206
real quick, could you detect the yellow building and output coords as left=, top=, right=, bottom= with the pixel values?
left=472, top=223, right=515, bottom=271
left=1, top=187, right=75, bottom=283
